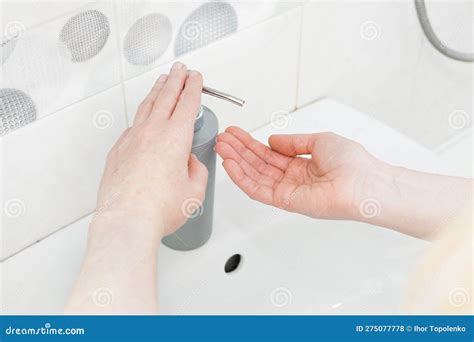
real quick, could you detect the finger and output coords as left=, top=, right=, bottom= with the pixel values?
left=150, top=62, right=187, bottom=121
left=171, top=70, right=203, bottom=126
left=215, top=141, right=275, bottom=187
left=133, top=74, right=168, bottom=126
left=222, top=159, right=273, bottom=205
left=217, top=132, right=284, bottom=180
left=225, top=126, right=291, bottom=171
left=170, top=70, right=203, bottom=151
left=268, top=134, right=318, bottom=156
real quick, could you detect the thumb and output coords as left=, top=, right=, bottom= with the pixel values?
left=268, top=134, right=318, bottom=157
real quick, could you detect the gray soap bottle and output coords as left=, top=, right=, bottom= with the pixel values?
left=162, top=87, right=244, bottom=251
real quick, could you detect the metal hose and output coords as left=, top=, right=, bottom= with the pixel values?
left=414, top=0, right=474, bottom=62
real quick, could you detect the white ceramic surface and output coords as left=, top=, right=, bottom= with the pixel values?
left=1, top=85, right=127, bottom=260
left=297, top=1, right=472, bottom=150
left=1, top=99, right=451, bottom=315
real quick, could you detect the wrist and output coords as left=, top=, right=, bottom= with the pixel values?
left=87, top=208, right=167, bottom=254
left=349, top=159, right=400, bottom=223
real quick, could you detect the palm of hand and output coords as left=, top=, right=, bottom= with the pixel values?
left=215, top=127, right=371, bottom=219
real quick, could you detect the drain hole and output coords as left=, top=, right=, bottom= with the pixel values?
left=224, top=254, right=241, bottom=273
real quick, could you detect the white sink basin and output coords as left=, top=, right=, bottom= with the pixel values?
left=2, top=99, right=448, bottom=315
left=156, top=99, right=447, bottom=315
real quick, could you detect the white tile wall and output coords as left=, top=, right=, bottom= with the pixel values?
left=297, top=0, right=472, bottom=152
left=116, top=1, right=303, bottom=80
left=124, top=7, right=302, bottom=132
left=435, top=130, right=473, bottom=178
left=2, top=1, right=122, bottom=120
left=1, top=1, right=92, bottom=33
left=1, top=85, right=126, bottom=259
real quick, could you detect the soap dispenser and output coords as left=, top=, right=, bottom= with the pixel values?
left=162, top=86, right=245, bottom=251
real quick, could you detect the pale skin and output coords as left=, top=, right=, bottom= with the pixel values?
left=66, top=62, right=472, bottom=314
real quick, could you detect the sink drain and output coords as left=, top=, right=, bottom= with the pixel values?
left=224, top=254, right=241, bottom=273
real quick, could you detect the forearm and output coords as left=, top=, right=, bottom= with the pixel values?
left=65, top=213, right=163, bottom=314
left=352, top=162, right=472, bottom=240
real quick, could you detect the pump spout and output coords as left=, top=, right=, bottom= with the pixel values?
left=202, top=86, right=245, bottom=107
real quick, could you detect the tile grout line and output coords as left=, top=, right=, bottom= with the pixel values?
left=111, top=0, right=130, bottom=127
left=0, top=210, right=94, bottom=263
left=293, top=3, right=306, bottom=111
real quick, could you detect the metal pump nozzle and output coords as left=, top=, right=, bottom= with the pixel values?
left=202, top=86, right=245, bottom=107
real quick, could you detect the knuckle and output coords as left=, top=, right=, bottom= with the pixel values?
left=106, top=149, right=116, bottom=162
left=262, top=147, right=272, bottom=162
left=121, top=127, right=131, bottom=137
left=137, top=101, right=150, bottom=113
left=247, top=188, right=258, bottom=201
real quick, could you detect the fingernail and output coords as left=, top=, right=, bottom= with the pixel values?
left=172, top=61, right=183, bottom=70
left=188, top=70, right=199, bottom=77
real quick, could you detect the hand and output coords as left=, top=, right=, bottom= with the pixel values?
left=216, top=126, right=472, bottom=240
left=67, top=62, right=209, bottom=314
left=215, top=127, right=384, bottom=220
left=93, top=62, right=208, bottom=245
